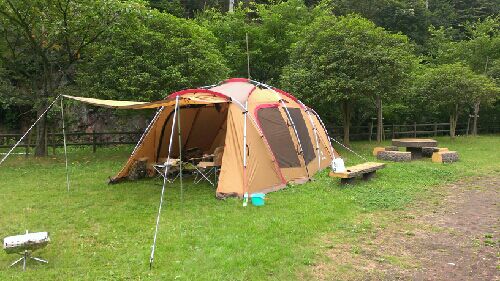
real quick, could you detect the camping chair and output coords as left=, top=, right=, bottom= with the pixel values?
left=153, top=158, right=181, bottom=183
left=193, top=146, right=224, bottom=186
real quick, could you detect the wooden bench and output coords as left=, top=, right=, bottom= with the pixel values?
left=329, top=162, right=386, bottom=184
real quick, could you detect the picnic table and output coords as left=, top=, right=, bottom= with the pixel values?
left=392, top=138, right=438, bottom=159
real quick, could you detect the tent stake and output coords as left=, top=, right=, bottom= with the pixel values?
left=0, top=95, right=61, bottom=166
left=150, top=96, right=180, bottom=269
left=60, top=98, right=71, bottom=192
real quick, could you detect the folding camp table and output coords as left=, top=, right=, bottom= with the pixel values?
left=153, top=159, right=181, bottom=183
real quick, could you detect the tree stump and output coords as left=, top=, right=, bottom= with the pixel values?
left=432, top=151, right=459, bottom=163
left=372, top=147, right=385, bottom=156
left=377, top=151, right=411, bottom=162
left=385, top=146, right=399, bottom=151
left=422, top=147, right=439, bottom=157
left=128, top=157, right=148, bottom=180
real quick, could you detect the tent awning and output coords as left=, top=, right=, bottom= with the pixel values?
left=63, top=91, right=230, bottom=109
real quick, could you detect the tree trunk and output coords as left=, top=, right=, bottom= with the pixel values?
left=376, top=95, right=383, bottom=143
left=34, top=107, right=48, bottom=157
left=341, top=101, right=351, bottom=146
left=472, top=102, right=480, bottom=136
left=449, top=104, right=459, bottom=139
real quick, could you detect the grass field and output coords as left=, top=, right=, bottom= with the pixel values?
left=0, top=135, right=499, bottom=280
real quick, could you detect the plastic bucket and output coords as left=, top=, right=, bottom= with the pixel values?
left=250, top=193, right=266, bottom=206
left=331, top=158, right=346, bottom=172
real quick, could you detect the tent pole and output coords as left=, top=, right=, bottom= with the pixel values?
left=60, top=98, right=71, bottom=192
left=0, top=95, right=61, bottom=166
left=132, top=107, right=164, bottom=155
left=150, top=96, right=180, bottom=269
left=177, top=100, right=183, bottom=204
left=298, top=100, right=322, bottom=170
left=242, top=101, right=248, bottom=206
left=308, top=108, right=335, bottom=159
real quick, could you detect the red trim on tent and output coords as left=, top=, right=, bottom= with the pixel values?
left=272, top=88, right=304, bottom=108
left=253, top=103, right=287, bottom=184
left=167, top=88, right=231, bottom=100
left=223, top=78, right=249, bottom=83
left=247, top=85, right=258, bottom=97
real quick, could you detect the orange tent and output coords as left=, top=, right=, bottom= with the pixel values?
left=65, top=78, right=338, bottom=197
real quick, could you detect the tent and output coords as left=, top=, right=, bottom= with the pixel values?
left=65, top=78, right=338, bottom=197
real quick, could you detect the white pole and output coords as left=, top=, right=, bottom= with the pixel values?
left=60, top=98, right=70, bottom=192
left=229, top=0, right=234, bottom=12
left=177, top=103, right=183, bottom=204
left=246, top=33, right=251, bottom=79
left=132, top=107, right=164, bottom=155
left=242, top=101, right=248, bottom=206
left=0, top=95, right=61, bottom=166
left=150, top=96, right=180, bottom=269
left=298, top=100, right=322, bottom=170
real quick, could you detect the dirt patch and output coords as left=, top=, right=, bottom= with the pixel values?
left=312, top=177, right=499, bottom=280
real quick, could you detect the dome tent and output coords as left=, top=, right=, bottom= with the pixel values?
left=65, top=78, right=338, bottom=197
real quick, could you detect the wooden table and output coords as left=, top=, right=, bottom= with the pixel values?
left=392, top=138, right=438, bottom=159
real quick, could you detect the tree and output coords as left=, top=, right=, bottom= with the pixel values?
left=329, top=0, right=430, bottom=44
left=413, top=63, right=499, bottom=138
left=197, top=0, right=317, bottom=84
left=459, top=17, right=500, bottom=135
left=0, top=0, right=129, bottom=156
left=281, top=14, right=416, bottom=145
left=76, top=9, right=229, bottom=101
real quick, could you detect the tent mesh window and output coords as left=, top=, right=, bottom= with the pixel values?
left=288, top=108, right=316, bottom=165
left=257, top=107, right=301, bottom=168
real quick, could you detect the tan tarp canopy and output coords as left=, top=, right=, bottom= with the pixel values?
left=66, top=78, right=337, bottom=197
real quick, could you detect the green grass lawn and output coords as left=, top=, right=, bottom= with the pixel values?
left=0, top=135, right=499, bottom=280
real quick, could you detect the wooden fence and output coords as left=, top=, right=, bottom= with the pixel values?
left=327, top=121, right=499, bottom=141
left=0, top=131, right=142, bottom=155
left=1, top=121, right=498, bottom=155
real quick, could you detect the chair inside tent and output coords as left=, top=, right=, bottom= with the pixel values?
left=64, top=78, right=339, bottom=198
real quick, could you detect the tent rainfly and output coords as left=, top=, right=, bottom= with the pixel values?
left=64, top=78, right=338, bottom=197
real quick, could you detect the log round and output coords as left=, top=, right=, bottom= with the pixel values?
left=384, top=146, right=399, bottom=151
left=432, top=151, right=459, bottom=163
left=377, top=151, right=411, bottom=162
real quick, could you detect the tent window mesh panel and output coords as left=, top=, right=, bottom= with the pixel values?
left=288, top=108, right=316, bottom=165
left=257, top=107, right=301, bottom=168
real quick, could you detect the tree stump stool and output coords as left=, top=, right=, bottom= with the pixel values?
left=432, top=151, right=459, bottom=163
left=377, top=151, right=411, bottom=162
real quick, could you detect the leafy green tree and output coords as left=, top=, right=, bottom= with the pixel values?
left=413, top=63, right=499, bottom=138
left=76, top=9, right=229, bottom=101
left=281, top=14, right=416, bottom=145
left=426, top=17, right=500, bottom=134
left=329, top=0, right=430, bottom=44
left=0, top=0, right=129, bottom=156
left=197, top=0, right=318, bottom=84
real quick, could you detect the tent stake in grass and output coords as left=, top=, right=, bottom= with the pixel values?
left=149, top=96, right=180, bottom=269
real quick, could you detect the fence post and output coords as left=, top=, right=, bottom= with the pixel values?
left=433, top=122, right=437, bottom=136
left=413, top=122, right=417, bottom=138
left=92, top=131, right=97, bottom=153
left=392, top=124, right=395, bottom=139
left=25, top=132, right=31, bottom=157
left=52, top=130, right=56, bottom=155
left=368, top=122, right=372, bottom=142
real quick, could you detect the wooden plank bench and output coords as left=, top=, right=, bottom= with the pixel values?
left=329, top=162, right=386, bottom=184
